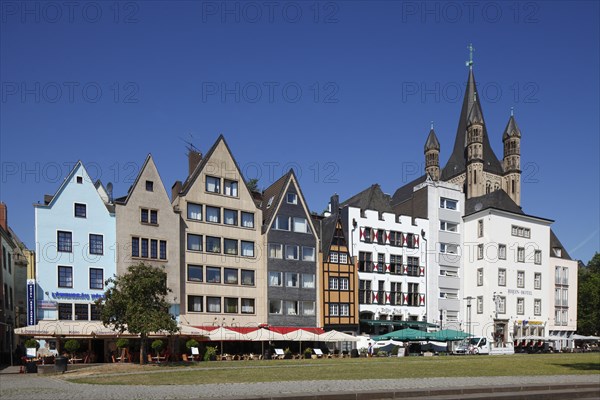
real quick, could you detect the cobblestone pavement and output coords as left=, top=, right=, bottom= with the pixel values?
left=1, top=368, right=599, bottom=400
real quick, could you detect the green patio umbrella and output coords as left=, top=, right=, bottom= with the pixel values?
left=372, top=328, right=429, bottom=341
left=426, top=329, right=472, bottom=341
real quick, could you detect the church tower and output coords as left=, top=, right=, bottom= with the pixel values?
left=466, top=95, right=485, bottom=198
left=502, top=110, right=522, bottom=206
left=424, top=124, right=440, bottom=181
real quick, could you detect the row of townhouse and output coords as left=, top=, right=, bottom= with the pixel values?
left=22, top=65, right=578, bottom=359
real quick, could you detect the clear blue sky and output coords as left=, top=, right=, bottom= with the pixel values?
left=1, top=1, right=598, bottom=263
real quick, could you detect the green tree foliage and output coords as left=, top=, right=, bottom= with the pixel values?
left=246, top=178, right=259, bottom=192
left=578, top=253, right=600, bottom=335
left=95, top=263, right=178, bottom=364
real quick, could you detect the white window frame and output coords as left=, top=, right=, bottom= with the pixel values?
left=440, top=197, right=458, bottom=210
left=498, top=244, right=506, bottom=260
left=301, top=274, right=315, bottom=289
left=286, top=192, right=298, bottom=204
left=268, top=243, right=283, bottom=259
left=329, top=277, right=339, bottom=290
left=477, top=268, right=483, bottom=286
left=340, top=277, right=349, bottom=290
left=498, top=268, right=506, bottom=286
left=269, top=272, right=282, bottom=287
left=534, top=272, right=541, bottom=290
left=224, top=179, right=238, bottom=197
left=302, top=246, right=315, bottom=262
left=329, top=252, right=338, bottom=263
left=440, top=221, right=458, bottom=232
left=329, top=303, right=339, bottom=316
left=285, top=245, right=299, bottom=260
left=517, top=271, right=525, bottom=288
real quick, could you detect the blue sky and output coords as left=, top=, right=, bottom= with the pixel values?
left=1, top=1, right=598, bottom=263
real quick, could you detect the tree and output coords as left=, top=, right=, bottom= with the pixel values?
left=95, top=263, right=178, bottom=364
left=246, top=178, right=259, bottom=193
left=578, top=253, right=600, bottom=335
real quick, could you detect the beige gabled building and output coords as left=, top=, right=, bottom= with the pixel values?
left=115, top=155, right=181, bottom=309
left=172, top=136, right=265, bottom=327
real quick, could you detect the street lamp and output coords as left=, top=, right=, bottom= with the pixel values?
left=464, top=297, right=473, bottom=337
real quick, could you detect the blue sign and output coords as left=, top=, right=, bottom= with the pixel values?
left=27, top=280, right=35, bottom=326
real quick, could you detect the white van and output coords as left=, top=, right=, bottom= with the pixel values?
left=454, top=337, right=514, bottom=355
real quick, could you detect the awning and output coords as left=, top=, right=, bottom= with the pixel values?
left=372, top=328, right=430, bottom=341
left=14, top=321, right=131, bottom=338
left=360, top=319, right=438, bottom=328
left=320, top=330, right=359, bottom=342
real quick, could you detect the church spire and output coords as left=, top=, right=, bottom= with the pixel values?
left=424, top=125, right=441, bottom=181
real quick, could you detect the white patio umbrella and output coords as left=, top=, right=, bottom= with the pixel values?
left=320, top=330, right=359, bottom=342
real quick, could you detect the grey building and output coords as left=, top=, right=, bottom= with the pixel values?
left=262, top=170, right=319, bottom=327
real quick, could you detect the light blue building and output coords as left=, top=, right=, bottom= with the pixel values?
left=33, top=161, right=115, bottom=329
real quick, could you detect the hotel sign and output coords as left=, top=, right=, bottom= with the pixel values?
left=51, top=292, right=104, bottom=301
left=508, top=289, right=533, bottom=296
left=27, top=279, right=36, bottom=326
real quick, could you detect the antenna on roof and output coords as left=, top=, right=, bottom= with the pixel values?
left=107, top=182, right=113, bottom=203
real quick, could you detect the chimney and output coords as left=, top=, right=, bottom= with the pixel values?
left=0, top=202, right=6, bottom=231
left=331, top=193, right=339, bottom=214
left=188, top=150, right=202, bottom=176
left=172, top=181, right=182, bottom=201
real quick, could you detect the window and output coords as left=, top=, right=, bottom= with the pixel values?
left=241, top=241, right=254, bottom=257
left=407, top=282, right=419, bottom=306
left=477, top=268, right=483, bottom=286
left=241, top=212, right=254, bottom=228
left=269, top=272, right=282, bottom=286
left=330, top=252, right=338, bottom=263
left=286, top=272, right=299, bottom=287
left=206, top=176, right=220, bottom=193
left=132, top=237, right=139, bottom=257
left=562, top=288, right=568, bottom=306
left=150, top=239, right=158, bottom=259
left=329, top=304, right=339, bottom=316
left=145, top=180, right=153, bottom=191
left=58, top=266, right=73, bottom=288
left=188, top=295, right=203, bottom=312
left=268, top=243, right=283, bottom=259
left=187, top=265, right=203, bottom=282
left=329, top=277, right=339, bottom=290
left=363, top=227, right=372, bottom=243
left=440, top=197, right=458, bottom=210
left=477, top=244, right=484, bottom=260
left=302, top=301, right=315, bottom=316
left=286, top=192, right=297, bottom=204
left=75, top=304, right=88, bottom=321
left=440, top=243, right=459, bottom=254
left=141, top=238, right=149, bottom=258
left=89, top=268, right=103, bottom=289
left=224, top=268, right=238, bottom=284
left=206, top=236, right=221, bottom=253
left=477, top=296, right=483, bottom=314
left=534, top=299, right=541, bottom=316
left=293, top=217, right=310, bottom=233
left=57, top=231, right=72, bottom=252
left=389, top=231, right=403, bottom=246
left=206, top=297, right=221, bottom=313
left=90, top=304, right=100, bottom=320
left=440, top=221, right=458, bottom=232
left=511, top=225, right=530, bottom=238
left=58, top=303, right=72, bottom=320
left=477, top=220, right=484, bottom=237
left=206, top=206, right=220, bottom=223
left=534, top=250, right=541, bottom=265
left=561, top=309, right=568, bottom=325
left=555, top=309, right=561, bottom=324
left=562, top=267, right=569, bottom=285
left=517, top=247, right=525, bottom=262
left=224, top=209, right=238, bottom=225
left=274, top=215, right=290, bottom=230
left=555, top=266, right=561, bottom=285
left=150, top=210, right=158, bottom=224
left=187, top=234, right=202, bottom=252
left=187, top=203, right=202, bottom=220
left=552, top=247, right=562, bottom=257
left=74, top=203, right=86, bottom=218
left=285, top=245, right=299, bottom=260
left=159, top=240, right=167, bottom=260
left=76, top=176, right=83, bottom=184
left=555, top=288, right=561, bottom=306
left=339, top=253, right=348, bottom=264
left=498, top=268, right=506, bottom=286
left=358, top=251, right=372, bottom=272
left=225, top=297, right=238, bottom=313
left=141, top=209, right=149, bottom=223
left=285, top=300, right=298, bottom=315
left=241, top=298, right=255, bottom=314
left=302, top=274, right=315, bottom=289
left=269, top=300, right=282, bottom=314
left=340, top=277, right=349, bottom=290
left=224, top=179, right=238, bottom=197
left=89, top=234, right=103, bottom=255
left=224, top=239, right=238, bottom=255
left=517, top=298, right=524, bottom=315
left=517, top=271, right=525, bottom=288
left=390, top=254, right=402, bottom=274
left=359, top=280, right=372, bottom=304
left=340, top=304, right=350, bottom=317
left=206, top=266, right=221, bottom=283
left=497, top=296, right=506, bottom=314
left=377, top=229, right=385, bottom=244
left=302, top=246, right=315, bottom=262
left=241, top=269, right=255, bottom=286
left=407, top=257, right=420, bottom=276
left=534, top=273, right=541, bottom=289
left=498, top=244, right=506, bottom=260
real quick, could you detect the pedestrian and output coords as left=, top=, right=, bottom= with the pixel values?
left=367, top=342, right=373, bottom=357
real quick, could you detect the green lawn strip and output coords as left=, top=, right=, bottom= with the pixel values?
left=67, top=353, right=600, bottom=386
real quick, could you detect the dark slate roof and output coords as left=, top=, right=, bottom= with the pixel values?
left=441, top=69, right=504, bottom=181
left=319, top=213, right=337, bottom=257
left=464, top=190, right=524, bottom=217
left=424, top=128, right=440, bottom=152
left=467, top=98, right=484, bottom=125
left=502, top=115, right=521, bottom=140
left=340, top=184, right=393, bottom=213
left=260, top=170, right=292, bottom=233
left=391, top=175, right=427, bottom=206
left=550, top=229, right=572, bottom=260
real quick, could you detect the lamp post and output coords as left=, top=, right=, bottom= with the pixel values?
left=464, top=297, right=473, bottom=337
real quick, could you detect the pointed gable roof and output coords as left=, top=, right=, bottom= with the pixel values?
left=502, top=115, right=521, bottom=140
left=550, top=229, right=572, bottom=260
left=424, top=128, right=440, bottom=152
left=114, top=154, right=170, bottom=205
left=441, top=69, right=503, bottom=181
left=319, top=212, right=349, bottom=260
left=341, top=184, right=393, bottom=213
left=391, top=175, right=427, bottom=206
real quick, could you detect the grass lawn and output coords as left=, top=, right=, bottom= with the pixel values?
left=66, top=353, right=600, bottom=385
